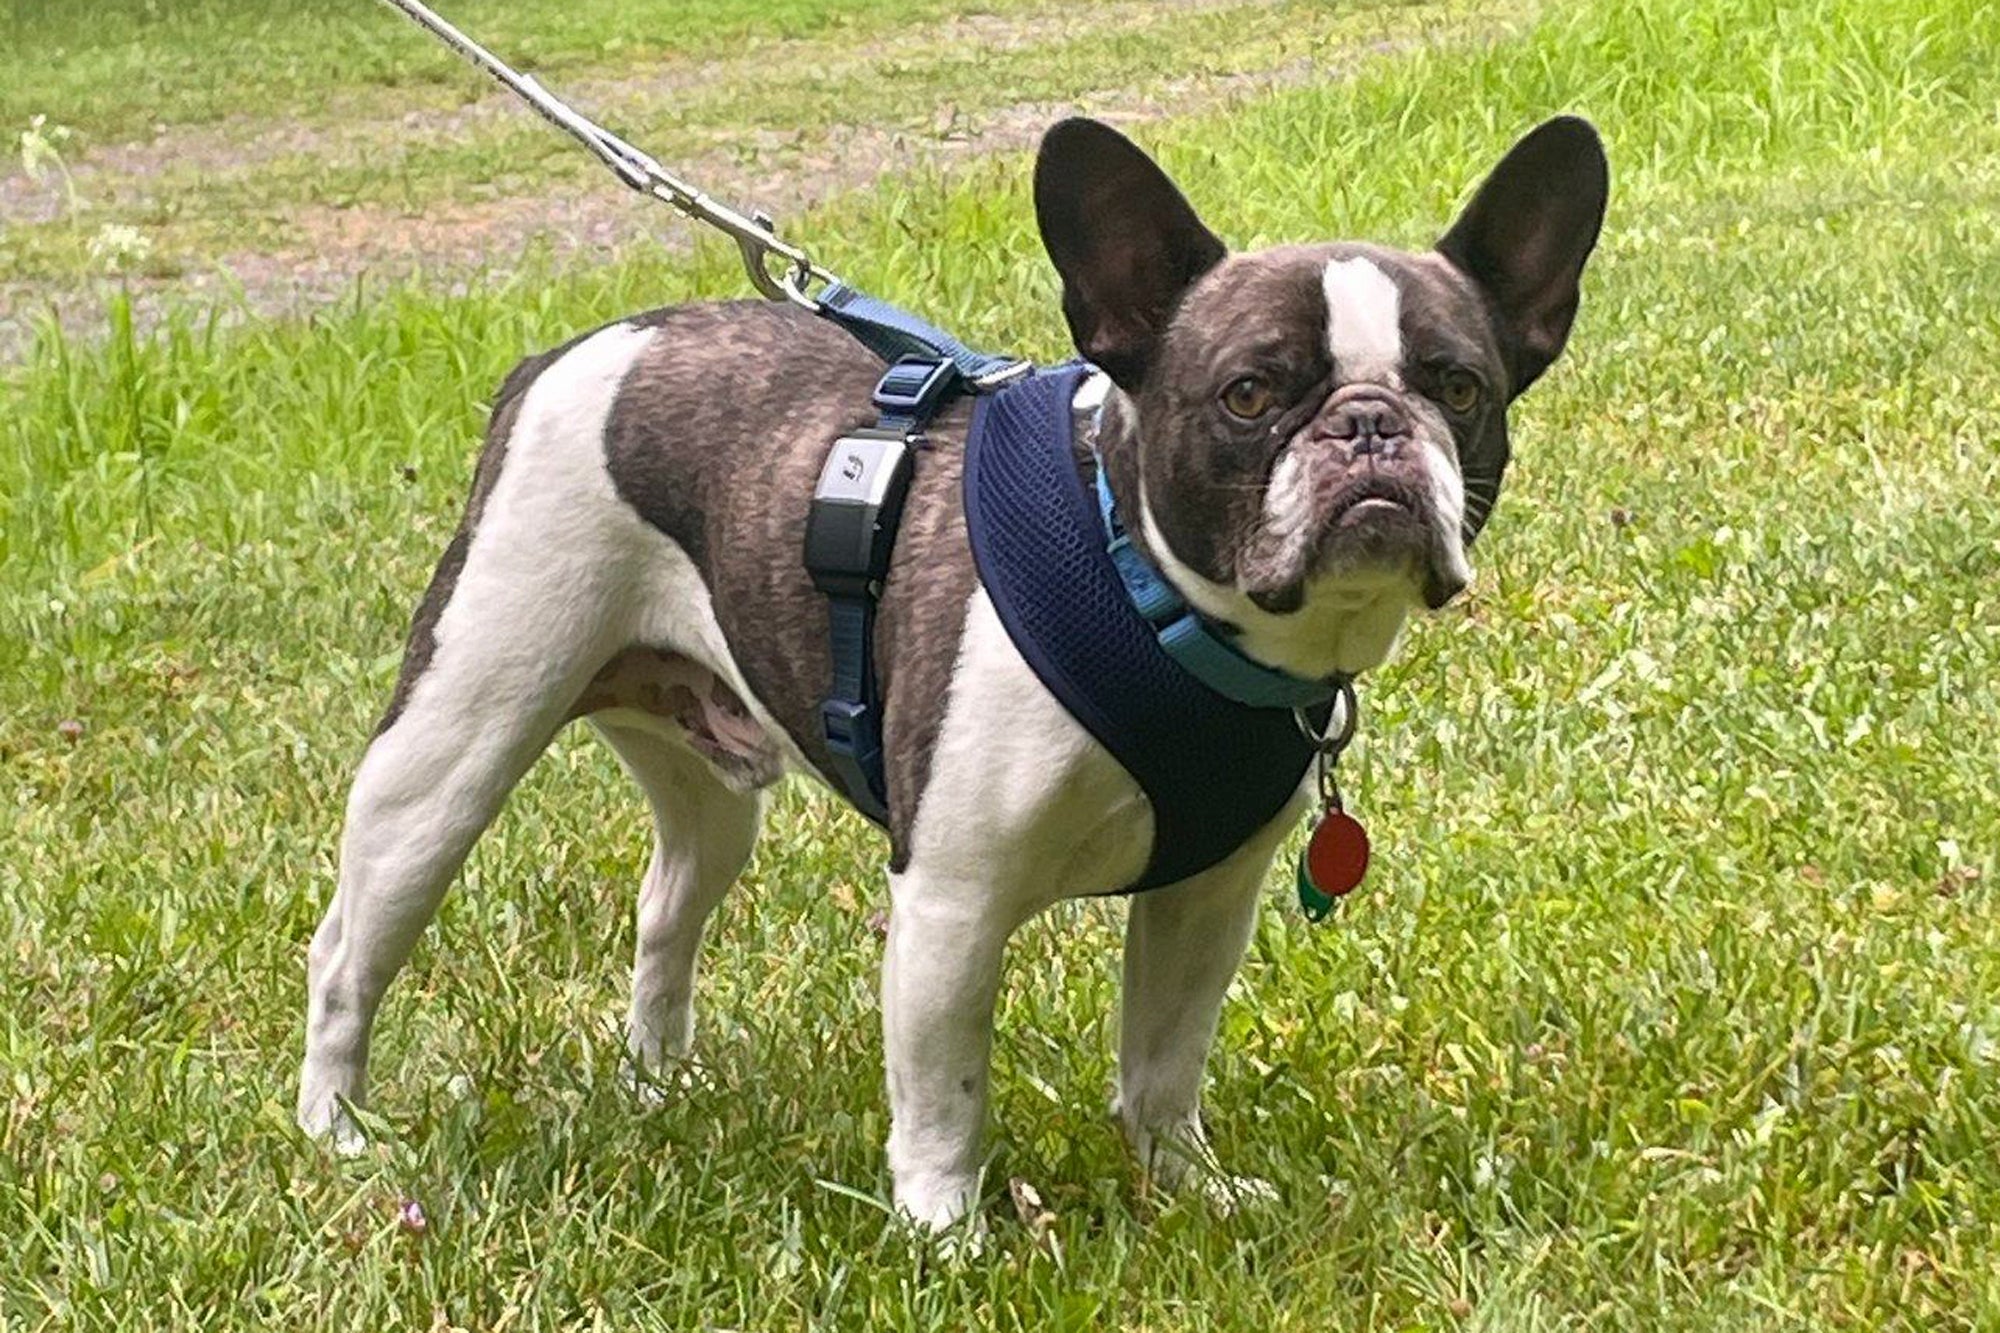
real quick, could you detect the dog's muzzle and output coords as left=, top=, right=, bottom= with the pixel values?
left=1243, top=385, right=1468, bottom=610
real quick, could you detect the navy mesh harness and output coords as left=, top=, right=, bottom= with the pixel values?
left=964, top=364, right=1332, bottom=893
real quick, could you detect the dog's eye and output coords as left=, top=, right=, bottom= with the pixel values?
left=1439, top=370, right=1482, bottom=415
left=1220, top=376, right=1272, bottom=420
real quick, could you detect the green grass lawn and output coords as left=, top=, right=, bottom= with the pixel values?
left=4, top=0, right=2000, bottom=1326
left=1, top=0, right=1034, bottom=142
left=0, top=0, right=1512, bottom=288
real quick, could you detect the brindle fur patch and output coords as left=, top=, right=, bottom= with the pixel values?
left=598, top=302, right=979, bottom=867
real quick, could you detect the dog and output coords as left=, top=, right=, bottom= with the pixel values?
left=298, top=114, right=1607, bottom=1230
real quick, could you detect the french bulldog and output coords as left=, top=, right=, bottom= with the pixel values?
left=298, top=114, right=1608, bottom=1230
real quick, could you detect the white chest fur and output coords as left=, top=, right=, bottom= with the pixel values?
left=904, top=586, right=1153, bottom=911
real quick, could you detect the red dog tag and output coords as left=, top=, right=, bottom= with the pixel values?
left=1307, top=809, right=1370, bottom=895
left=1296, top=809, right=1370, bottom=920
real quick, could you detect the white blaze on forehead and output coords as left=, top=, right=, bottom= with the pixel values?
left=1321, top=256, right=1403, bottom=384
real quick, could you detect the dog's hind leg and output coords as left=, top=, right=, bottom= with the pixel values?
left=589, top=715, right=764, bottom=1085
left=298, top=666, right=580, bottom=1148
left=298, top=320, right=661, bottom=1148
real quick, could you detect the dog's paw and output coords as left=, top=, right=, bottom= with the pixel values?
left=297, top=1098, right=369, bottom=1158
left=892, top=1172, right=983, bottom=1238
left=1121, top=1108, right=1276, bottom=1214
left=924, top=1216, right=991, bottom=1264
left=1137, top=1149, right=1280, bottom=1216
left=619, top=1054, right=701, bottom=1107
left=1191, top=1170, right=1279, bottom=1216
left=892, top=1206, right=990, bottom=1264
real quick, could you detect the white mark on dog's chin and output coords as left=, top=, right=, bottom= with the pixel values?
left=1322, top=256, right=1404, bottom=385
left=1420, top=435, right=1474, bottom=595
left=1137, top=489, right=1413, bottom=680
left=1260, top=448, right=1316, bottom=564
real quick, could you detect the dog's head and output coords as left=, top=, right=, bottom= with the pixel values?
left=1036, top=116, right=1608, bottom=678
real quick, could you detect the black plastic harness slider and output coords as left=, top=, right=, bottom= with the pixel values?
left=872, top=355, right=961, bottom=423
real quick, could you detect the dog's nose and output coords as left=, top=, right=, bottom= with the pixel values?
left=1325, top=394, right=1411, bottom=457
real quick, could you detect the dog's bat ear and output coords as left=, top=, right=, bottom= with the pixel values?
left=1035, top=118, right=1226, bottom=391
left=1438, top=115, right=1609, bottom=395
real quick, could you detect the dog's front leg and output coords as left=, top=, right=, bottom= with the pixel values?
left=1117, top=827, right=1287, bottom=1207
left=880, top=869, right=1024, bottom=1231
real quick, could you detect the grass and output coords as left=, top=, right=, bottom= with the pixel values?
left=0, top=0, right=1039, bottom=143
left=4, top=0, right=2000, bottom=1325
left=0, top=0, right=1510, bottom=287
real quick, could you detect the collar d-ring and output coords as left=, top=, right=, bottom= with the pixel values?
left=1294, top=676, right=1358, bottom=759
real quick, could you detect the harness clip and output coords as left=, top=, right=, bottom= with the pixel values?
left=872, top=356, right=961, bottom=420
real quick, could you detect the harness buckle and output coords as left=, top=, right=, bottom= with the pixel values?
left=871, top=355, right=961, bottom=420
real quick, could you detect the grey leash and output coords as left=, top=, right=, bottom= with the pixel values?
left=377, top=0, right=837, bottom=310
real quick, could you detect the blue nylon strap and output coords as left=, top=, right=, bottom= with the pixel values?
left=1093, top=468, right=1342, bottom=711
left=816, top=282, right=1025, bottom=385
left=806, top=282, right=1028, bottom=825
left=808, top=332, right=1008, bottom=820
left=819, top=595, right=890, bottom=825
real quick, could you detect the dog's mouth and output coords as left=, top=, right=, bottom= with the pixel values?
left=1241, top=473, right=1447, bottom=614
left=1331, top=492, right=1415, bottom=529
left=1324, top=476, right=1472, bottom=608
left=1321, top=476, right=1431, bottom=535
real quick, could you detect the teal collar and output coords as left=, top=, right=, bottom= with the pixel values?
left=1091, top=459, right=1344, bottom=710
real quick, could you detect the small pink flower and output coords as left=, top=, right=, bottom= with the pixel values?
left=398, top=1198, right=428, bottom=1236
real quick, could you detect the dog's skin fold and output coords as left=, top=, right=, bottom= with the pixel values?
left=299, top=116, right=1607, bottom=1231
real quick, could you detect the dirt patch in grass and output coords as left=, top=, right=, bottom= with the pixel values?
left=0, top=0, right=1489, bottom=357
left=0, top=0, right=1241, bottom=227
